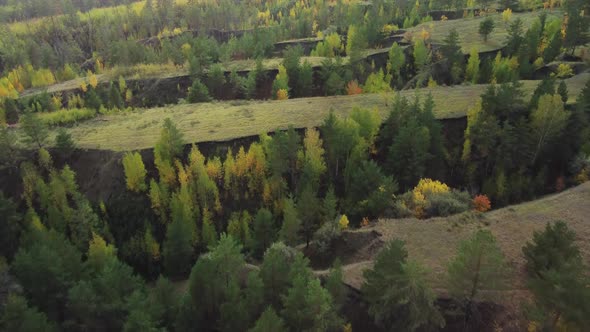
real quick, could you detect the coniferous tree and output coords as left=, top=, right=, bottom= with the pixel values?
left=447, top=230, right=508, bottom=325
left=20, top=111, right=48, bottom=149
left=252, top=208, right=275, bottom=257
left=163, top=216, right=194, bottom=278
left=55, top=128, right=76, bottom=156
left=1, top=295, right=57, bottom=332
left=259, top=242, right=297, bottom=308
left=362, top=239, right=445, bottom=331
left=249, top=307, right=286, bottom=332
left=523, top=221, right=590, bottom=330
left=12, top=229, right=84, bottom=321
left=0, top=193, right=21, bottom=259
left=279, top=197, right=301, bottom=246
left=479, top=17, right=495, bottom=42
left=325, top=258, right=346, bottom=310
left=187, top=78, right=212, bottom=103
left=505, top=18, right=524, bottom=56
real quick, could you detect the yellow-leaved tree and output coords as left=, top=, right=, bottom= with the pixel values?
left=122, top=152, right=147, bottom=192
left=339, top=215, right=350, bottom=230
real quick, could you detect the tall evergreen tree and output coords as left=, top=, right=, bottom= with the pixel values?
left=523, top=221, right=590, bottom=330
left=362, top=239, right=445, bottom=331
left=447, top=230, right=508, bottom=326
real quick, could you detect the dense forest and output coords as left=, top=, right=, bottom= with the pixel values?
left=0, top=0, right=589, bottom=331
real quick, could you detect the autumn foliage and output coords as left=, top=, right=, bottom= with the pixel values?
left=346, top=80, right=362, bottom=95
left=276, top=88, right=289, bottom=100
left=473, top=194, right=491, bottom=212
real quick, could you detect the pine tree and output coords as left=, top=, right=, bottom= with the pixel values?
left=447, top=230, right=508, bottom=324
left=187, top=78, right=212, bottom=103
left=21, top=112, right=48, bottom=149
left=279, top=197, right=301, bottom=246
left=441, top=29, right=462, bottom=70
left=505, top=18, right=524, bottom=56
left=298, top=61, right=313, bottom=97
left=252, top=208, right=275, bottom=257
left=558, top=80, right=568, bottom=104
left=282, top=46, right=302, bottom=97
left=325, top=258, right=346, bottom=310
left=163, top=217, right=194, bottom=278
left=479, top=17, right=495, bottom=42
left=1, top=295, right=57, bottom=332
left=249, top=307, right=286, bottom=332
left=108, top=82, right=124, bottom=109
left=362, top=239, right=444, bottom=331
left=281, top=276, right=341, bottom=331
left=522, top=221, right=590, bottom=329
left=0, top=193, right=21, bottom=259
left=55, top=128, right=76, bottom=156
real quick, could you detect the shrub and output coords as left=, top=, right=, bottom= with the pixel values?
left=394, top=179, right=471, bottom=218
left=414, top=178, right=450, bottom=196
left=473, top=194, right=491, bottom=212
left=346, top=80, right=362, bottom=95
left=37, top=108, right=96, bottom=126
left=338, top=215, right=349, bottom=230
left=276, top=89, right=289, bottom=100
left=425, top=191, right=470, bottom=217
left=555, top=64, right=574, bottom=78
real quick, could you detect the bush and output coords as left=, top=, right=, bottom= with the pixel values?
left=555, top=63, right=574, bottom=78
left=37, top=108, right=96, bottom=126
left=276, top=89, right=289, bottom=100
left=187, top=79, right=212, bottom=103
left=473, top=194, right=491, bottom=212
left=425, top=191, right=470, bottom=217
left=394, top=179, right=471, bottom=218
left=346, top=80, right=362, bottom=95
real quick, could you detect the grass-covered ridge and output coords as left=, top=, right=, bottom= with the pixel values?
left=35, top=73, right=588, bottom=151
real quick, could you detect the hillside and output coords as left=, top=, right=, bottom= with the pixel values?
left=35, top=72, right=589, bottom=151
left=326, top=182, right=590, bottom=296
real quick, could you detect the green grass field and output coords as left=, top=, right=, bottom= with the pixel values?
left=37, top=72, right=588, bottom=151
left=406, top=10, right=563, bottom=53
